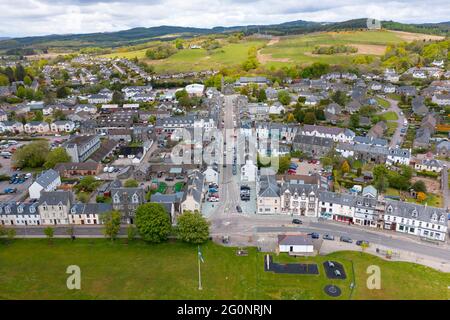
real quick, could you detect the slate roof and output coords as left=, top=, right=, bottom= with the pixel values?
left=385, top=200, right=447, bottom=226
left=278, top=234, right=313, bottom=246
left=35, top=169, right=60, bottom=188
left=39, top=191, right=74, bottom=206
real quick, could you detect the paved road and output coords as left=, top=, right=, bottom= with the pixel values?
left=385, top=97, right=406, bottom=148
left=209, top=213, right=450, bottom=261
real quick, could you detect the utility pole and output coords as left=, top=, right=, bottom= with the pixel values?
left=197, top=245, right=203, bottom=290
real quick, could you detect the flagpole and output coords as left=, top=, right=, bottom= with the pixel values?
left=198, top=245, right=203, bottom=290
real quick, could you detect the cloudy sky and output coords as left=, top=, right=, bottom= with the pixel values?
left=1, top=0, right=449, bottom=37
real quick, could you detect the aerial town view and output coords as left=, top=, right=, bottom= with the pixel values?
left=0, top=0, right=449, bottom=308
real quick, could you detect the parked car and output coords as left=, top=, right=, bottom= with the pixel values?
left=334, top=269, right=341, bottom=277
left=309, top=232, right=320, bottom=239
left=340, top=236, right=353, bottom=243
left=236, top=205, right=242, bottom=213
left=323, top=234, right=335, bottom=241
left=3, top=188, right=17, bottom=194
left=165, top=176, right=174, bottom=181
left=292, top=218, right=302, bottom=225
left=356, top=240, right=369, bottom=246
left=327, top=261, right=335, bottom=268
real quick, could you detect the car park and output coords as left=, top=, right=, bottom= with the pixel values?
left=323, top=234, right=335, bottom=241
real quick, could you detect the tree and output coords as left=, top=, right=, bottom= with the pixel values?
left=175, top=38, right=184, bottom=50
left=176, top=211, right=210, bottom=244
left=32, top=110, right=43, bottom=121
left=53, top=109, right=67, bottom=121
left=12, top=140, right=50, bottom=169
left=0, top=74, right=9, bottom=86
left=257, top=89, right=267, bottom=102
left=15, top=64, right=26, bottom=81
left=75, top=176, right=98, bottom=193
left=350, top=113, right=360, bottom=128
left=124, top=179, right=139, bottom=188
left=286, top=113, right=295, bottom=123
left=331, top=90, right=348, bottom=106
left=101, top=210, right=122, bottom=241
left=277, top=90, right=291, bottom=106
left=44, top=227, right=54, bottom=244
left=303, top=112, right=316, bottom=124
left=56, top=86, right=69, bottom=98
left=277, top=155, right=292, bottom=174
left=24, top=75, right=32, bottom=86
left=412, top=180, right=427, bottom=193
left=417, top=192, right=427, bottom=202
left=341, top=160, right=350, bottom=174
left=112, top=91, right=124, bottom=104
left=135, top=203, right=171, bottom=243
left=127, top=225, right=137, bottom=243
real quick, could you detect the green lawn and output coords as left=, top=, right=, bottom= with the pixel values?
left=376, top=97, right=391, bottom=109
left=381, top=111, right=399, bottom=121
left=0, top=240, right=448, bottom=300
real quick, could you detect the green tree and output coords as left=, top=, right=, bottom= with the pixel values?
left=112, top=91, right=124, bottom=104
left=44, top=147, right=71, bottom=169
left=412, top=180, right=427, bottom=193
left=331, top=90, right=348, bottom=106
left=32, top=110, right=43, bottom=121
left=303, top=112, right=316, bottom=125
left=124, top=179, right=139, bottom=188
left=15, top=64, right=26, bottom=81
left=56, top=86, right=69, bottom=98
left=175, top=38, right=184, bottom=50
left=127, top=225, right=137, bottom=243
left=277, top=90, right=291, bottom=105
left=75, top=176, right=98, bottom=193
left=12, top=140, right=50, bottom=168
left=101, top=210, right=122, bottom=241
left=176, top=211, right=210, bottom=244
left=0, top=74, right=9, bottom=86
left=257, top=88, right=267, bottom=102
left=135, top=203, right=171, bottom=243
left=53, top=109, right=67, bottom=121
left=350, top=113, right=360, bottom=128
left=277, top=155, right=292, bottom=174
left=341, top=160, right=350, bottom=174
left=24, top=75, right=32, bottom=86
left=44, top=227, right=54, bottom=244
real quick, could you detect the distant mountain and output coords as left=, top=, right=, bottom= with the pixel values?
left=0, top=37, right=10, bottom=41
left=0, top=18, right=448, bottom=53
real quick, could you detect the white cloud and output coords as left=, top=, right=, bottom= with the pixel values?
left=0, top=0, right=448, bottom=37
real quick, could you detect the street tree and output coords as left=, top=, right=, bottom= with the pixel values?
left=135, top=203, right=171, bottom=243
left=101, top=210, right=122, bottom=241
left=176, top=211, right=210, bottom=244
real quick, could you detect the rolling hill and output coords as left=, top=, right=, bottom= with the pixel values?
left=0, top=18, right=448, bottom=53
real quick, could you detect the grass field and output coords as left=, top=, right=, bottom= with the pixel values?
left=381, top=111, right=399, bottom=121
left=0, top=239, right=449, bottom=300
left=102, top=40, right=267, bottom=73
left=249, top=30, right=405, bottom=69
left=100, top=30, right=418, bottom=73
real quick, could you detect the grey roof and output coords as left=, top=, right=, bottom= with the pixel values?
left=0, top=202, right=39, bottom=215
left=354, top=136, right=388, bottom=147
left=278, top=234, right=313, bottom=246
left=111, top=188, right=145, bottom=203
left=35, top=169, right=60, bottom=188
left=293, top=134, right=334, bottom=147
left=258, top=175, right=280, bottom=197
left=437, top=140, right=450, bottom=150
left=385, top=200, right=447, bottom=226
left=39, top=191, right=74, bottom=206
left=70, top=203, right=112, bottom=215
left=281, top=182, right=318, bottom=196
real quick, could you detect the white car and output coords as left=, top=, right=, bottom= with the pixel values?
left=103, top=166, right=109, bottom=173
left=108, top=167, right=114, bottom=173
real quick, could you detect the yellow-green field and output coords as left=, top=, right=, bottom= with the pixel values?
left=102, top=40, right=267, bottom=73
left=100, top=30, right=442, bottom=73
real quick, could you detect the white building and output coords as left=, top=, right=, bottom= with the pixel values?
left=28, top=169, right=62, bottom=199
left=414, top=159, right=443, bottom=173
left=203, top=166, right=219, bottom=185
left=241, top=160, right=258, bottom=183
left=51, top=120, right=75, bottom=133
left=185, top=84, right=205, bottom=97
left=278, top=234, right=314, bottom=254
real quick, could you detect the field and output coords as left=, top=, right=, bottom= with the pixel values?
left=102, top=40, right=267, bottom=73
left=0, top=239, right=449, bottom=300
left=99, top=30, right=443, bottom=73
left=259, top=30, right=407, bottom=69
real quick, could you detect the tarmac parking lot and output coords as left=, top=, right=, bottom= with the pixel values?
left=0, top=178, right=32, bottom=202
left=292, top=160, right=323, bottom=176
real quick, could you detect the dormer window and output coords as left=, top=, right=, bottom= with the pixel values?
left=132, top=194, right=139, bottom=204
left=411, top=210, right=418, bottom=218
left=439, top=215, right=445, bottom=223
left=17, top=206, right=23, bottom=213
left=431, top=213, right=438, bottom=222
left=113, top=194, right=120, bottom=204
left=387, top=205, right=393, bottom=213
left=5, top=206, right=10, bottom=214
